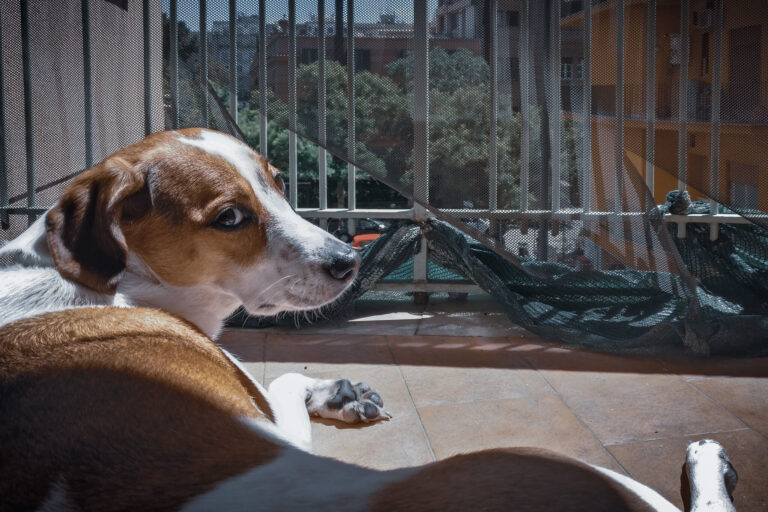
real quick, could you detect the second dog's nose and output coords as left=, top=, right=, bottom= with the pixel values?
left=324, top=246, right=360, bottom=281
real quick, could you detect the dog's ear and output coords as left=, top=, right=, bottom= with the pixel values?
left=45, top=157, right=148, bottom=294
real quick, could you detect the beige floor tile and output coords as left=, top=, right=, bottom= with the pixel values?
left=389, top=335, right=534, bottom=369
left=264, top=333, right=394, bottom=380
left=418, top=395, right=621, bottom=471
left=691, top=377, right=768, bottom=437
left=399, top=365, right=553, bottom=408
left=267, top=366, right=434, bottom=470
left=608, top=429, right=768, bottom=512
left=526, top=351, right=744, bottom=445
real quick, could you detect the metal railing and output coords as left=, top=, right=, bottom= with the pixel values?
left=0, top=0, right=157, bottom=224
left=0, top=0, right=760, bottom=292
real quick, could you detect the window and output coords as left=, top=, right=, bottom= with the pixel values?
left=575, top=58, right=585, bottom=80
left=701, top=33, right=709, bottom=75
left=730, top=162, right=760, bottom=209
left=354, top=49, right=371, bottom=71
left=300, top=48, right=318, bottom=65
left=507, top=10, right=519, bottom=27
left=731, top=182, right=759, bottom=209
left=509, top=57, right=519, bottom=80
left=449, top=13, right=458, bottom=33
left=561, top=59, right=573, bottom=81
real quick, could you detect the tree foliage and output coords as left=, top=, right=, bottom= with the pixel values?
left=168, top=37, right=582, bottom=212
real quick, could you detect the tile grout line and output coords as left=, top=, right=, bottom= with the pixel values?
left=601, top=427, right=754, bottom=448
left=520, top=355, right=631, bottom=476
left=412, top=299, right=428, bottom=336
left=386, top=335, right=437, bottom=462
left=680, top=378, right=768, bottom=442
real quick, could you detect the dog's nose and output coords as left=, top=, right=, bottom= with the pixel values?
left=324, top=246, right=360, bottom=281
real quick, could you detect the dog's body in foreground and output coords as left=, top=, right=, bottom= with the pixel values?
left=0, top=129, right=738, bottom=511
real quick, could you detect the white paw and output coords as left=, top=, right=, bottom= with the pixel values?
left=307, top=379, right=392, bottom=423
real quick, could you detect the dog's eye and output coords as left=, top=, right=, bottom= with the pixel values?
left=212, top=207, right=250, bottom=231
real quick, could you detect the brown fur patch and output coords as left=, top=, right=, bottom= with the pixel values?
left=0, top=307, right=279, bottom=511
left=368, top=448, right=658, bottom=512
left=47, top=129, right=274, bottom=290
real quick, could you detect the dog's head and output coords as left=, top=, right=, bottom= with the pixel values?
left=45, top=128, right=360, bottom=316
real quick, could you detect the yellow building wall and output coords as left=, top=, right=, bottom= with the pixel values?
left=579, top=0, right=768, bottom=210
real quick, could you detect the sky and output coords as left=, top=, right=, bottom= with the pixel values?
left=164, top=0, right=441, bottom=28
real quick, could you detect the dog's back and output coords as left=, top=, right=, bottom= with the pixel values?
left=0, top=307, right=280, bottom=511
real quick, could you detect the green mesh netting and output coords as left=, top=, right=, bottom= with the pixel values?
left=232, top=208, right=768, bottom=356
left=181, top=2, right=768, bottom=357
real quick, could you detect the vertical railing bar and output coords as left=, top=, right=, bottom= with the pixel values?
left=170, top=0, right=179, bottom=129
left=551, top=0, right=561, bottom=214
left=81, top=0, right=93, bottom=169
left=318, top=0, right=328, bottom=210
left=488, top=0, right=498, bottom=211
left=582, top=0, right=592, bottom=214
left=645, top=0, right=656, bottom=208
left=21, top=0, right=35, bottom=225
left=228, top=0, right=237, bottom=123
left=709, top=0, right=723, bottom=240
left=143, top=0, right=152, bottom=135
left=346, top=0, right=356, bottom=233
left=199, top=0, right=209, bottom=128
left=258, top=0, right=267, bottom=156
left=678, top=0, right=689, bottom=193
left=288, top=0, right=298, bottom=208
left=0, top=9, right=8, bottom=229
left=520, top=0, right=530, bottom=212
left=413, top=0, right=429, bottom=282
left=614, top=0, right=624, bottom=214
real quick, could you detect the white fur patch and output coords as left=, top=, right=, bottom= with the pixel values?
left=589, top=465, right=680, bottom=512
left=35, top=476, right=74, bottom=512
left=177, top=129, right=357, bottom=316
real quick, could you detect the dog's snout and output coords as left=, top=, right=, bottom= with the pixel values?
left=324, top=245, right=360, bottom=281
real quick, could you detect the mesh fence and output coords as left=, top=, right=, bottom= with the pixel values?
left=3, top=1, right=768, bottom=355
left=0, top=0, right=156, bottom=263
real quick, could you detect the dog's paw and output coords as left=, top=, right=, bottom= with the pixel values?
left=306, top=379, right=392, bottom=423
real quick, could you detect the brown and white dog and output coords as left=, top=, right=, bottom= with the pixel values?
left=0, top=129, right=738, bottom=511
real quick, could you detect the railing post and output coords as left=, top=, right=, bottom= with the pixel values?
left=488, top=0, right=498, bottom=212
left=0, top=8, right=8, bottom=229
left=170, top=0, right=179, bottom=129
left=614, top=0, right=624, bottom=214
left=21, top=0, right=36, bottom=225
left=413, top=0, right=429, bottom=283
left=519, top=0, right=530, bottom=212
left=550, top=0, right=561, bottom=214
left=677, top=0, right=689, bottom=195
left=709, top=0, right=723, bottom=240
left=228, top=0, right=237, bottom=123
left=288, top=0, right=298, bottom=208
left=346, top=0, right=356, bottom=235
left=582, top=0, right=591, bottom=215
left=143, top=0, right=153, bottom=135
left=258, top=0, right=267, bottom=156
left=81, top=0, right=93, bottom=169
left=645, top=0, right=656, bottom=208
left=318, top=0, right=328, bottom=214
left=199, top=0, right=209, bottom=128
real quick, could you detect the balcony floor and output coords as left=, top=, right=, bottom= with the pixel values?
left=219, top=295, right=768, bottom=511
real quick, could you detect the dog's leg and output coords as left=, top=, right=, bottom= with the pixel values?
left=684, top=439, right=738, bottom=512
left=267, top=373, right=391, bottom=452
